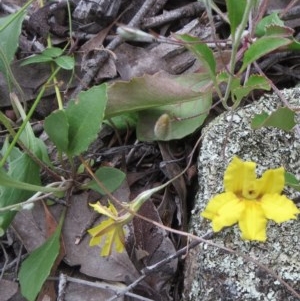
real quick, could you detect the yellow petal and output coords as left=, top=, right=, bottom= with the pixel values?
left=256, top=168, right=285, bottom=195
left=238, top=201, right=267, bottom=241
left=89, top=201, right=118, bottom=219
left=88, top=219, right=126, bottom=256
left=261, top=194, right=300, bottom=223
left=212, top=198, right=245, bottom=232
left=201, top=192, right=236, bottom=220
left=101, top=226, right=125, bottom=256
left=88, top=219, right=115, bottom=245
left=201, top=192, right=245, bottom=232
left=224, top=157, right=257, bottom=197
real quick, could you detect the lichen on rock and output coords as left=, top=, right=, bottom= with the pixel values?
left=184, top=88, right=300, bottom=301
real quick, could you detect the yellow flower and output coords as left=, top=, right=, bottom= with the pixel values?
left=88, top=201, right=128, bottom=256
left=201, top=156, right=300, bottom=241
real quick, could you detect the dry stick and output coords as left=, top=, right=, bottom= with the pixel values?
left=107, top=232, right=212, bottom=301
left=280, top=4, right=300, bottom=21
left=0, top=242, right=8, bottom=279
left=0, top=254, right=27, bottom=274
left=71, top=0, right=157, bottom=98
left=147, top=0, right=168, bottom=17
left=280, top=0, right=300, bottom=18
left=49, top=275, right=155, bottom=301
left=143, top=2, right=206, bottom=29
left=251, top=0, right=269, bottom=36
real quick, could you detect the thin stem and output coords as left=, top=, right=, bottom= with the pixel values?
left=47, top=36, right=64, bottom=110
left=222, top=0, right=255, bottom=109
left=0, top=67, right=61, bottom=167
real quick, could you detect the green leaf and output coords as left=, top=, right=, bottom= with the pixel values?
left=45, top=84, right=107, bottom=156
left=251, top=107, right=295, bottom=131
left=0, top=10, right=25, bottom=73
left=42, top=47, right=63, bottom=58
left=174, top=34, right=216, bottom=78
left=54, top=55, right=75, bottom=70
left=104, top=113, right=138, bottom=131
left=285, top=172, right=300, bottom=191
left=44, top=110, right=70, bottom=153
left=137, top=92, right=211, bottom=141
left=66, top=84, right=107, bottom=156
left=135, top=73, right=212, bottom=141
left=255, top=12, right=284, bottom=37
left=287, top=38, right=300, bottom=51
left=232, top=75, right=270, bottom=103
left=0, top=167, right=63, bottom=194
left=0, top=153, right=40, bottom=232
left=240, top=36, right=291, bottom=72
left=264, top=24, right=294, bottom=38
left=19, top=215, right=63, bottom=301
left=106, top=73, right=209, bottom=118
left=20, top=54, right=54, bottom=66
left=0, top=11, right=25, bottom=92
left=225, top=0, right=247, bottom=37
left=84, top=167, right=126, bottom=195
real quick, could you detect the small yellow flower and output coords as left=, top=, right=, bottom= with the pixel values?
left=88, top=201, right=128, bottom=256
left=201, top=156, right=300, bottom=241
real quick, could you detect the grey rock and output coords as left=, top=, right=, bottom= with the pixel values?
left=184, top=88, right=300, bottom=301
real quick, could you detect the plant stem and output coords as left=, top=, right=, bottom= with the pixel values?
left=47, top=36, right=64, bottom=110
left=222, top=0, right=255, bottom=109
left=0, top=67, right=61, bottom=167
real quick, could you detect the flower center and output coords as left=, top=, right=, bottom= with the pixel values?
left=242, top=182, right=259, bottom=200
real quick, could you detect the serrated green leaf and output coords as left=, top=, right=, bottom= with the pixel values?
left=264, top=24, right=294, bottom=37
left=285, top=172, right=300, bottom=191
left=54, top=55, right=75, bottom=70
left=84, top=167, right=126, bottom=195
left=225, top=0, right=247, bottom=37
left=232, top=75, right=270, bottom=103
left=240, top=36, right=291, bottom=72
left=255, top=12, right=284, bottom=37
left=174, top=34, right=216, bottom=78
left=19, top=217, right=63, bottom=301
left=251, top=107, right=295, bottom=131
left=44, top=110, right=69, bottom=153
left=66, top=84, right=107, bottom=156
left=42, top=47, right=63, bottom=58
left=250, top=111, right=269, bottom=129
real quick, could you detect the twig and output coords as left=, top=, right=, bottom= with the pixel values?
left=0, top=242, right=9, bottom=279
left=48, top=275, right=155, bottom=301
left=107, top=232, right=212, bottom=301
left=147, top=0, right=168, bottom=17
left=57, top=273, right=67, bottom=301
left=0, top=254, right=27, bottom=274
left=143, top=2, right=206, bottom=29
